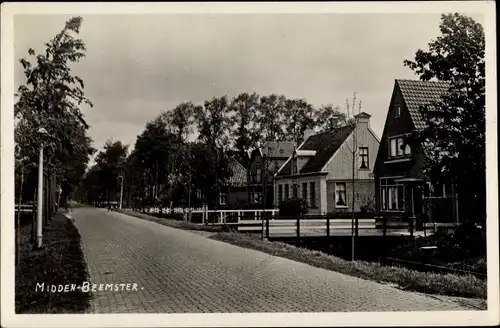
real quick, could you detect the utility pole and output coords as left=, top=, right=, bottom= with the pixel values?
left=117, top=175, right=124, bottom=209
left=187, top=172, right=192, bottom=222
left=347, top=94, right=360, bottom=262
left=261, top=153, right=266, bottom=240
left=16, top=166, right=24, bottom=266
left=351, top=118, right=357, bottom=261
left=37, top=141, right=44, bottom=248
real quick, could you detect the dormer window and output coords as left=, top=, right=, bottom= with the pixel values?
left=394, top=104, right=401, bottom=118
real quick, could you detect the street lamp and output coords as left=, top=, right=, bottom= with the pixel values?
left=36, top=127, right=48, bottom=248
left=117, top=175, right=124, bottom=209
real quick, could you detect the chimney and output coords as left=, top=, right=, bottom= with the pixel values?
left=354, top=112, right=371, bottom=128
left=303, top=128, right=315, bottom=142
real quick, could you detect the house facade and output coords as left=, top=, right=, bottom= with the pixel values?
left=217, top=157, right=250, bottom=209
left=248, top=141, right=295, bottom=208
left=373, top=79, right=456, bottom=222
left=274, top=112, right=380, bottom=215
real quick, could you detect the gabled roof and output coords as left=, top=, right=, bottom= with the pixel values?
left=227, top=157, right=248, bottom=186
left=276, top=124, right=355, bottom=176
left=259, top=141, right=295, bottom=158
left=396, top=79, right=450, bottom=131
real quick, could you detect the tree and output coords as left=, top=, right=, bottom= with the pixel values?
left=133, top=117, right=177, bottom=206
left=163, top=102, right=198, bottom=143
left=229, top=92, right=261, bottom=164
left=15, top=16, right=95, bottom=207
left=94, top=140, right=129, bottom=204
left=255, top=94, right=288, bottom=141
left=314, top=104, right=351, bottom=132
left=194, top=96, right=233, bottom=208
left=403, top=13, right=485, bottom=223
left=282, top=98, right=316, bottom=145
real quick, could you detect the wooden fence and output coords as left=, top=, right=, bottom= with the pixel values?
left=14, top=203, right=35, bottom=213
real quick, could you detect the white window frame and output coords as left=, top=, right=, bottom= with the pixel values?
left=380, top=177, right=405, bottom=212
left=310, top=182, right=317, bottom=208
left=335, top=182, right=348, bottom=208
left=302, top=182, right=308, bottom=206
left=388, top=135, right=411, bottom=159
left=256, top=162, right=261, bottom=183
left=359, top=147, right=369, bottom=169
left=278, top=184, right=283, bottom=204
left=219, top=192, right=228, bottom=206
left=292, top=183, right=298, bottom=198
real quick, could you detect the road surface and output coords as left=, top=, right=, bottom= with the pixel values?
left=72, top=206, right=474, bottom=313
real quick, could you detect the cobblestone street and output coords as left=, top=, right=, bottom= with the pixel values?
left=73, top=207, right=472, bottom=313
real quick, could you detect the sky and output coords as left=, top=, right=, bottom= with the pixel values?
left=14, top=13, right=484, bottom=165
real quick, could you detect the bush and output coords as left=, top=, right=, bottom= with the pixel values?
left=388, top=221, right=486, bottom=268
left=278, top=198, right=308, bottom=217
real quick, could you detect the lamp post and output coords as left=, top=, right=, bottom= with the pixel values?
left=36, top=127, right=48, bottom=248
left=117, top=175, right=124, bottom=210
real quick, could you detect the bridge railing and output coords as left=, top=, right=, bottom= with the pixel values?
left=238, top=216, right=459, bottom=238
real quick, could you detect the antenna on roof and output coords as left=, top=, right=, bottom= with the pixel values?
left=358, top=100, right=362, bottom=115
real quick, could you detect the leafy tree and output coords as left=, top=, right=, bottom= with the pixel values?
left=229, top=92, right=261, bottom=164
left=14, top=16, right=94, bottom=206
left=314, top=104, right=351, bottom=132
left=162, top=102, right=198, bottom=143
left=283, top=98, right=316, bottom=144
left=94, top=140, right=129, bottom=204
left=133, top=117, right=178, bottom=205
left=404, top=13, right=485, bottom=223
left=256, top=94, right=288, bottom=141
left=194, top=96, right=233, bottom=208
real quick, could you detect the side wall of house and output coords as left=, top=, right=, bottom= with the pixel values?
left=326, top=180, right=375, bottom=213
left=324, top=122, right=379, bottom=181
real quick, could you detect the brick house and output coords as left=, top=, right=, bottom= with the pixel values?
left=373, top=79, right=457, bottom=222
left=248, top=141, right=295, bottom=208
left=274, top=112, right=380, bottom=215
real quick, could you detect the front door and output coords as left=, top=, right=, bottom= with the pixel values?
left=412, top=184, right=423, bottom=216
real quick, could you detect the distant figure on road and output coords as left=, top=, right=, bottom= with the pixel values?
left=107, top=202, right=112, bottom=211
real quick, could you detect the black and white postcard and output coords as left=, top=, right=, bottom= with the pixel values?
left=1, top=2, right=498, bottom=327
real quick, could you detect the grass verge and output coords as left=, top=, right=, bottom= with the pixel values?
left=209, top=231, right=487, bottom=302
left=15, top=213, right=91, bottom=313
left=116, top=209, right=223, bottom=233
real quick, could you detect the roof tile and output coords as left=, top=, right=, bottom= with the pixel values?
left=396, top=79, right=450, bottom=131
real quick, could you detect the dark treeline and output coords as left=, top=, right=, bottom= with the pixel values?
left=75, top=94, right=354, bottom=209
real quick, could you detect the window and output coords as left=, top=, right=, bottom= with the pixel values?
left=292, top=183, right=298, bottom=198
left=278, top=184, right=283, bottom=204
left=219, top=192, right=228, bottom=205
left=395, top=104, right=401, bottom=118
left=335, top=183, right=347, bottom=207
left=251, top=192, right=262, bottom=204
left=310, top=182, right=316, bottom=208
left=380, top=178, right=404, bottom=211
left=359, top=147, right=369, bottom=169
left=284, top=184, right=289, bottom=200
left=389, top=136, right=411, bottom=158
left=256, top=163, right=261, bottom=183
left=302, top=183, right=308, bottom=205
left=292, top=158, right=297, bottom=174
